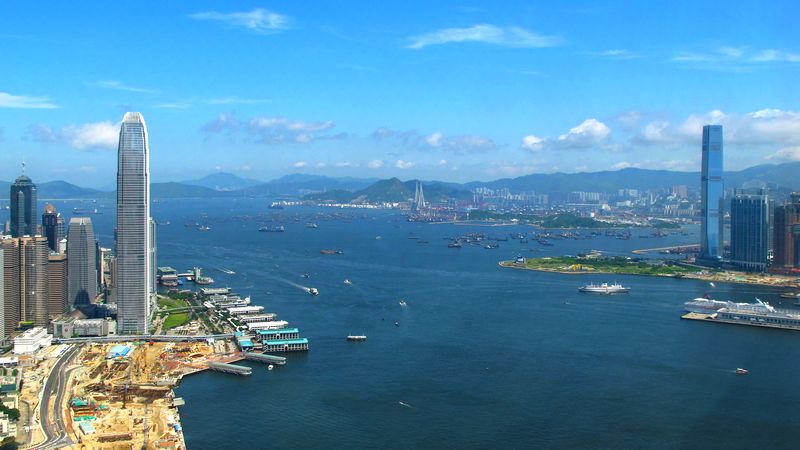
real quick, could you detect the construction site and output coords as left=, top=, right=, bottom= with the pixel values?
left=56, top=340, right=240, bottom=449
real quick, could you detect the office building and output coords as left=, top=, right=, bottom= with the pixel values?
left=67, top=217, right=97, bottom=307
left=1, top=240, right=19, bottom=341
left=42, top=204, right=64, bottom=253
left=700, top=125, right=724, bottom=261
left=0, top=247, right=4, bottom=342
left=773, top=193, right=800, bottom=269
left=9, top=169, right=37, bottom=238
left=116, top=112, right=151, bottom=334
left=149, top=217, right=156, bottom=295
left=729, top=190, right=770, bottom=272
left=46, top=253, right=68, bottom=319
left=2, top=237, right=50, bottom=330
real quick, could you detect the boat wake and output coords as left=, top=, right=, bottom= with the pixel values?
left=398, top=401, right=413, bottom=409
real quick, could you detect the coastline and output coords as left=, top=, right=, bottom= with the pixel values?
left=499, top=260, right=799, bottom=288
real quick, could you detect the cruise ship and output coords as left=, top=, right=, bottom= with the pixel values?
left=685, top=298, right=800, bottom=331
left=578, top=282, right=630, bottom=294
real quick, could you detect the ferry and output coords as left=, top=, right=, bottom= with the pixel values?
left=578, top=282, right=630, bottom=294
left=346, top=335, right=367, bottom=341
left=259, top=225, right=285, bottom=232
left=578, top=283, right=631, bottom=294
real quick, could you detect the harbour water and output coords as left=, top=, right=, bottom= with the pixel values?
left=14, top=198, right=800, bottom=448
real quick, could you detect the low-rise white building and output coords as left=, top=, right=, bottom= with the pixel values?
left=246, top=320, right=288, bottom=331
left=13, top=327, right=52, bottom=354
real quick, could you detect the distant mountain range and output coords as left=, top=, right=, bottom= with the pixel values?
left=1, top=162, right=799, bottom=201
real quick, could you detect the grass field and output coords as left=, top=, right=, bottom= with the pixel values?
left=509, top=256, right=694, bottom=276
left=158, top=296, right=191, bottom=330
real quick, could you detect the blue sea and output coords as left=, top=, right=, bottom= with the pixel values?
left=12, top=198, right=800, bottom=449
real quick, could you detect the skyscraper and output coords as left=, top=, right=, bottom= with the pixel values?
left=729, top=190, right=770, bottom=272
left=67, top=217, right=97, bottom=307
left=700, top=125, right=724, bottom=261
left=10, top=166, right=37, bottom=238
left=1, top=239, right=20, bottom=340
left=116, top=112, right=151, bottom=334
left=42, top=203, right=65, bottom=253
left=773, top=193, right=800, bottom=269
left=149, top=217, right=157, bottom=295
left=46, top=253, right=68, bottom=319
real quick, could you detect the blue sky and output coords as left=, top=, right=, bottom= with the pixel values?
left=0, top=1, right=798, bottom=187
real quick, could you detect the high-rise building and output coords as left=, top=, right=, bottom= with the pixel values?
left=2, top=236, right=51, bottom=328
left=700, top=125, right=724, bottom=261
left=0, top=246, right=4, bottom=342
left=1, top=240, right=20, bottom=340
left=10, top=167, right=37, bottom=238
left=42, top=204, right=65, bottom=253
left=116, top=112, right=151, bottom=334
left=729, top=190, right=770, bottom=272
left=149, top=217, right=157, bottom=295
left=46, top=253, right=68, bottom=319
left=67, top=217, right=97, bottom=307
left=773, top=193, right=800, bottom=269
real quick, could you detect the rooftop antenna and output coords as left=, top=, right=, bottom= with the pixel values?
left=21, top=159, right=26, bottom=175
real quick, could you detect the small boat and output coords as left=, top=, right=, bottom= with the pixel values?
left=198, top=225, right=211, bottom=231
left=394, top=321, right=400, bottom=327
left=346, top=335, right=367, bottom=341
left=259, top=225, right=285, bottom=232
left=307, top=223, right=318, bottom=228
left=399, top=300, right=407, bottom=307
left=735, top=368, right=749, bottom=375
left=780, top=292, right=799, bottom=299
left=447, top=242, right=462, bottom=248
left=302, top=273, right=310, bottom=279
left=267, top=364, right=274, bottom=371
left=344, top=279, right=352, bottom=285
left=220, top=268, right=235, bottom=275
left=375, top=236, right=382, bottom=240
left=308, top=288, right=319, bottom=296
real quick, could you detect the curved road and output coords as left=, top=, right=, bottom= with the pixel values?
left=38, top=345, right=80, bottom=449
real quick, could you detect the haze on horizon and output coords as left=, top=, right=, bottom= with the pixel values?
left=0, top=1, right=797, bottom=188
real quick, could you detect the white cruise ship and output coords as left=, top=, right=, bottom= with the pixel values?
left=578, top=282, right=630, bottom=294
left=684, top=297, right=769, bottom=314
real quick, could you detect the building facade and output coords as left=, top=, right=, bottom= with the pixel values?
left=42, top=203, right=64, bottom=253
left=9, top=172, right=37, bottom=238
left=67, top=217, right=97, bottom=307
left=1, top=240, right=20, bottom=341
left=116, top=112, right=151, bottom=334
left=773, top=193, right=800, bottom=269
left=700, top=125, right=724, bottom=261
left=729, top=190, right=770, bottom=272
left=46, top=253, right=68, bottom=320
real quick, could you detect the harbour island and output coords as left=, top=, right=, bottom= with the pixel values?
left=500, top=255, right=800, bottom=287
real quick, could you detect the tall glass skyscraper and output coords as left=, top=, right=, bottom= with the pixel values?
left=116, top=112, right=151, bottom=334
left=42, top=203, right=64, bottom=253
left=67, top=217, right=97, bottom=307
left=729, top=189, right=770, bottom=272
left=10, top=169, right=37, bottom=238
left=700, top=125, right=724, bottom=260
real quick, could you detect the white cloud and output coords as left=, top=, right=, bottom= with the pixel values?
left=672, top=46, right=800, bottom=70
left=189, top=8, right=289, bottom=34
left=556, top=118, right=611, bottom=148
left=408, top=24, right=562, bottom=49
left=595, top=49, right=641, bottom=60
left=62, top=122, right=118, bottom=150
left=0, top=92, right=58, bottom=109
left=293, top=161, right=308, bottom=168
left=207, top=96, right=270, bottom=105
left=367, top=159, right=385, bottom=169
left=615, top=110, right=643, bottom=129
left=395, top=160, right=415, bottom=169
left=438, top=159, right=448, bottom=166
left=92, top=80, right=157, bottom=94
left=335, top=162, right=355, bottom=168
left=374, top=127, right=497, bottom=153
left=425, top=132, right=443, bottom=147
left=767, top=146, right=800, bottom=161
left=611, top=161, right=640, bottom=170
left=520, top=134, right=545, bottom=152
left=28, top=121, right=118, bottom=150
left=315, top=162, right=327, bottom=168
left=155, top=102, right=191, bottom=109
left=202, top=112, right=342, bottom=144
